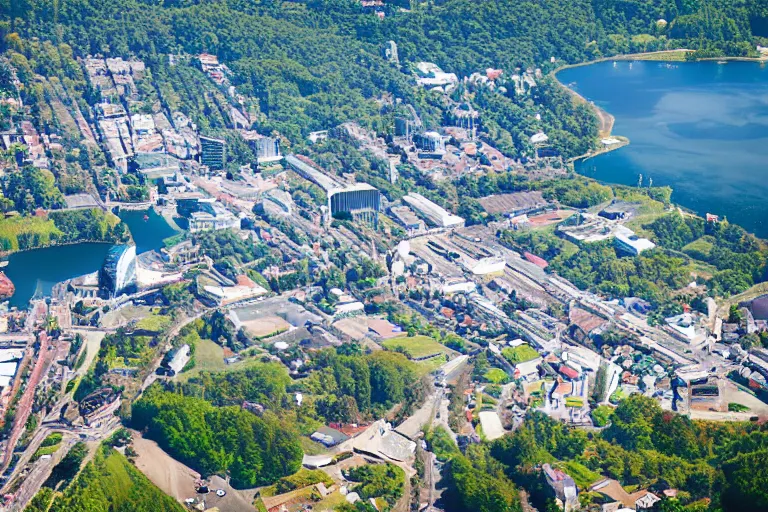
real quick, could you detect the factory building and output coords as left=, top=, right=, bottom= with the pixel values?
left=285, top=155, right=380, bottom=227
left=329, top=183, right=381, bottom=227
left=413, top=131, right=446, bottom=156
left=614, top=226, right=656, bottom=256
left=389, top=205, right=425, bottom=234
left=100, top=245, right=137, bottom=296
left=176, top=196, right=240, bottom=232
left=188, top=204, right=240, bottom=232
left=160, top=344, right=191, bottom=376
left=285, top=155, right=340, bottom=192
left=200, top=135, right=226, bottom=170
left=402, top=193, right=464, bottom=228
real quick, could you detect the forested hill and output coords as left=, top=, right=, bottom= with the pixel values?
left=292, top=0, right=767, bottom=72
left=2, top=0, right=767, bottom=154
left=3, top=0, right=768, bottom=73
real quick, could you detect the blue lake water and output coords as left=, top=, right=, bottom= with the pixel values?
left=558, top=60, right=768, bottom=238
left=3, top=208, right=176, bottom=307
left=4, top=242, right=113, bottom=308
left=118, top=208, right=177, bottom=254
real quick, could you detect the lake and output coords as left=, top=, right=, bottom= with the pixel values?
left=3, top=208, right=177, bottom=307
left=558, top=60, right=768, bottom=238
left=118, top=208, right=178, bottom=254
left=4, top=242, right=113, bottom=308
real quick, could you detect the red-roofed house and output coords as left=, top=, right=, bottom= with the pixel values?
left=559, top=365, right=579, bottom=380
left=524, top=252, right=548, bottom=269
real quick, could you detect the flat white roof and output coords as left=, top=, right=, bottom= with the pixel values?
left=0, top=361, right=18, bottom=377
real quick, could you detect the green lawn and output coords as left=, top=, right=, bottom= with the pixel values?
left=565, top=396, right=584, bottom=408
left=612, top=188, right=668, bottom=238
left=177, top=338, right=265, bottom=382
left=537, top=224, right=579, bottom=260
left=0, top=215, right=62, bottom=253
left=484, top=368, right=509, bottom=384
left=135, top=313, right=172, bottom=333
left=382, top=335, right=449, bottom=359
left=300, top=437, right=328, bottom=456
left=415, top=354, right=448, bottom=376
left=44, top=447, right=186, bottom=511
left=382, top=336, right=454, bottom=376
left=682, top=236, right=715, bottom=259
left=32, top=443, right=61, bottom=460
left=501, top=344, right=540, bottom=364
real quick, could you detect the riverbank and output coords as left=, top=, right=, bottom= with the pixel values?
left=0, top=239, right=116, bottom=260
left=568, top=136, right=629, bottom=164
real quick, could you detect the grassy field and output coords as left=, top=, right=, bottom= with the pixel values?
left=612, top=189, right=669, bottom=238
left=177, top=338, right=264, bottom=382
left=627, top=49, right=691, bottom=61
left=560, top=460, right=603, bottom=488
left=32, top=442, right=62, bottom=461
left=44, top=447, right=186, bottom=512
left=0, top=216, right=62, bottom=253
left=382, top=336, right=455, bottom=376
left=415, top=354, right=448, bottom=376
left=534, top=224, right=579, bottom=260
left=135, top=312, right=172, bottom=332
left=484, top=368, right=509, bottom=384
left=300, top=437, right=328, bottom=456
left=501, top=344, right=540, bottom=364
left=682, top=236, right=715, bottom=259
left=565, top=396, right=584, bottom=408
left=717, top=281, right=768, bottom=316
left=382, top=335, right=449, bottom=359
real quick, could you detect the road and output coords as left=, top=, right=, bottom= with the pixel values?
left=7, top=436, right=77, bottom=512
left=0, top=334, right=52, bottom=475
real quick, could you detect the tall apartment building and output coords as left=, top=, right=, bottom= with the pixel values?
left=200, top=136, right=226, bottom=170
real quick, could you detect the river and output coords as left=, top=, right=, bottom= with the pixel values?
left=558, top=60, right=768, bottom=238
left=3, top=208, right=177, bottom=307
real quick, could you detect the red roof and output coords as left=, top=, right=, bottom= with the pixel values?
left=523, top=252, right=548, bottom=269
left=440, top=307, right=455, bottom=319
left=559, top=365, right=579, bottom=380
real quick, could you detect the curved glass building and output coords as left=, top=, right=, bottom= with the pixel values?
left=100, top=245, right=137, bottom=296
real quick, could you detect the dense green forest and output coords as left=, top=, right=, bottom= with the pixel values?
left=177, top=348, right=426, bottom=427
left=131, top=385, right=303, bottom=488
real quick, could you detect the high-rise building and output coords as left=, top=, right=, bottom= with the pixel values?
left=329, top=183, right=381, bottom=228
left=200, top=135, right=226, bottom=170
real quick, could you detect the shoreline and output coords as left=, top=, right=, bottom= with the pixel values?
left=552, top=49, right=768, bottom=165
left=0, top=239, right=116, bottom=260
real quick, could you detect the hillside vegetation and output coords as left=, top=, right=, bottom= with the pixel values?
left=26, top=445, right=186, bottom=512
